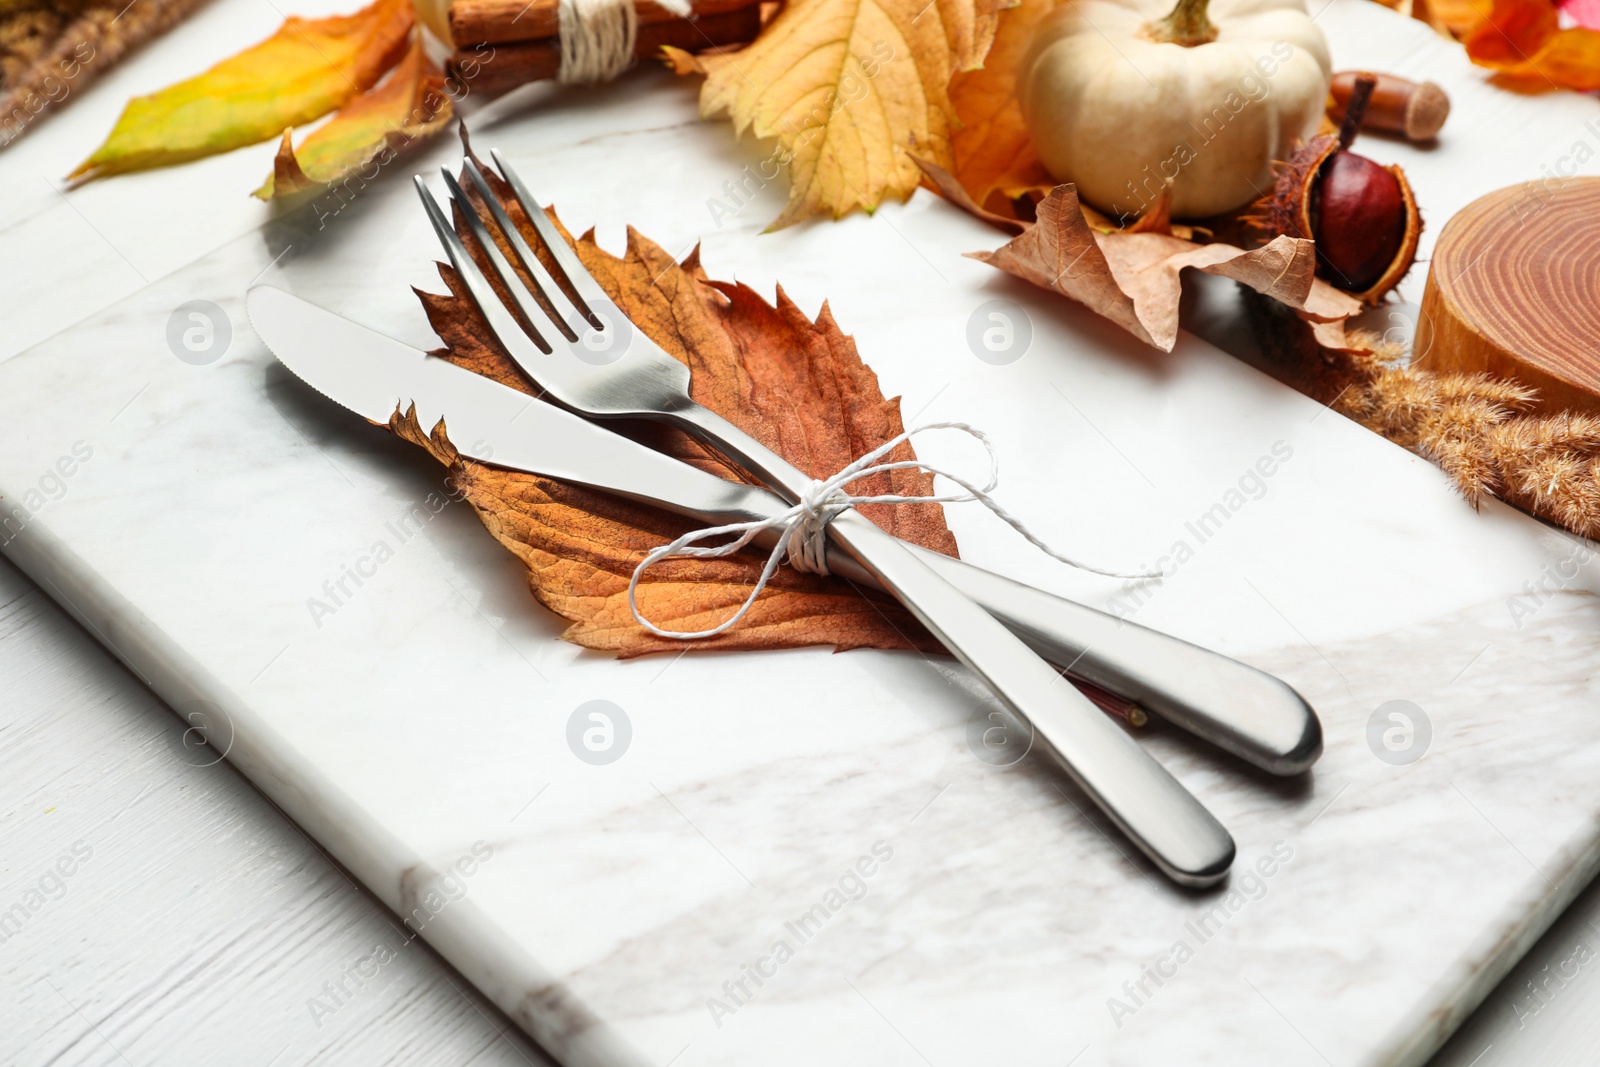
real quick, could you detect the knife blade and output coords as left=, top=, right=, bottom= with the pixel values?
left=247, top=284, right=1321, bottom=775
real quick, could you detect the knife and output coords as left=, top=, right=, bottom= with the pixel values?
left=248, top=285, right=1321, bottom=776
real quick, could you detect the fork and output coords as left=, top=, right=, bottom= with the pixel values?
left=416, top=153, right=1237, bottom=886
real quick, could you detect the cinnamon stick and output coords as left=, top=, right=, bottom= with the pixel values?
left=449, top=0, right=761, bottom=44
left=448, top=2, right=760, bottom=94
left=1327, top=71, right=1449, bottom=143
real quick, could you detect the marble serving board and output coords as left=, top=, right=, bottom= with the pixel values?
left=5, top=4, right=1600, bottom=1064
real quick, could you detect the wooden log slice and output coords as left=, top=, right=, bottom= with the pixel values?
left=1415, top=178, right=1600, bottom=415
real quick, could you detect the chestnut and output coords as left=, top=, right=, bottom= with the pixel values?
left=1252, top=72, right=1423, bottom=305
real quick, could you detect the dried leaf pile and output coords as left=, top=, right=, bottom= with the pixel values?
left=401, top=159, right=958, bottom=658
left=662, top=0, right=1069, bottom=230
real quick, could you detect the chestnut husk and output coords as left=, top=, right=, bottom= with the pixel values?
left=1249, top=74, right=1422, bottom=306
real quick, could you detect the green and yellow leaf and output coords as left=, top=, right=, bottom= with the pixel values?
left=254, top=35, right=452, bottom=200
left=68, top=0, right=412, bottom=184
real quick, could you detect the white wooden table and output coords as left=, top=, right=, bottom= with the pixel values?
left=0, top=1, right=1595, bottom=1063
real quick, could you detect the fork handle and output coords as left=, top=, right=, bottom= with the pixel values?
left=665, top=402, right=1236, bottom=887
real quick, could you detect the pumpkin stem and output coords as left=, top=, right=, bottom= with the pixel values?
left=1146, top=0, right=1218, bottom=46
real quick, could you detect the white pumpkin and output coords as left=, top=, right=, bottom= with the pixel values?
left=1018, top=0, right=1332, bottom=219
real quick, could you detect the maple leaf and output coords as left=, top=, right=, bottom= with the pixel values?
left=963, top=181, right=1360, bottom=353
left=401, top=157, right=960, bottom=658
left=254, top=35, right=452, bottom=199
left=664, top=0, right=1004, bottom=229
left=945, top=0, right=1056, bottom=221
left=68, top=0, right=412, bottom=184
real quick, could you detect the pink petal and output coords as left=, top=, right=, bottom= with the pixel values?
left=1559, top=0, right=1600, bottom=29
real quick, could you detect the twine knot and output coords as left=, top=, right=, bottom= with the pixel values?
left=627, top=423, right=1156, bottom=641
left=782, top=477, right=853, bottom=575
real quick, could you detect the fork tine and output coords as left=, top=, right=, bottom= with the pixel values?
left=461, top=158, right=582, bottom=343
left=413, top=174, right=552, bottom=358
left=439, top=166, right=575, bottom=352
left=490, top=150, right=611, bottom=325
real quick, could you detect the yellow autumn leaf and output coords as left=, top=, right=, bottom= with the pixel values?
left=255, top=36, right=452, bottom=199
left=666, top=0, right=1005, bottom=228
left=68, top=0, right=412, bottom=184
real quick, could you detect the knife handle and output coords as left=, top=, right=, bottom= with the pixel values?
left=905, top=550, right=1321, bottom=775
left=667, top=402, right=1236, bottom=887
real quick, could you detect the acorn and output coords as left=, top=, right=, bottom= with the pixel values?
left=1252, top=73, right=1422, bottom=305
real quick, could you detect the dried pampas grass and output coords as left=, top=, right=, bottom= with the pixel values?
left=0, top=0, right=208, bottom=150
left=1333, top=339, right=1600, bottom=536
left=1244, top=293, right=1600, bottom=539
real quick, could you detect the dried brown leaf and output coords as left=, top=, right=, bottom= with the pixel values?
left=400, top=155, right=959, bottom=658
left=967, top=183, right=1326, bottom=352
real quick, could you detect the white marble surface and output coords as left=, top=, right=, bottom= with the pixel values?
left=0, top=0, right=421, bottom=364
left=3, top=1, right=1600, bottom=1065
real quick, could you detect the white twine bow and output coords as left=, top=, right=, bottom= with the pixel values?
left=627, top=422, right=1158, bottom=640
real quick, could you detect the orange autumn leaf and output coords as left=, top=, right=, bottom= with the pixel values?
left=946, top=0, right=1057, bottom=220
left=1528, top=28, right=1600, bottom=89
left=1419, top=0, right=1497, bottom=36
left=1468, top=0, right=1560, bottom=61
left=254, top=35, right=452, bottom=199
left=663, top=0, right=1005, bottom=228
left=913, top=152, right=1028, bottom=232
left=68, top=0, right=412, bottom=184
left=400, top=157, right=960, bottom=657
left=1371, top=0, right=1494, bottom=37
left=1465, top=0, right=1600, bottom=89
